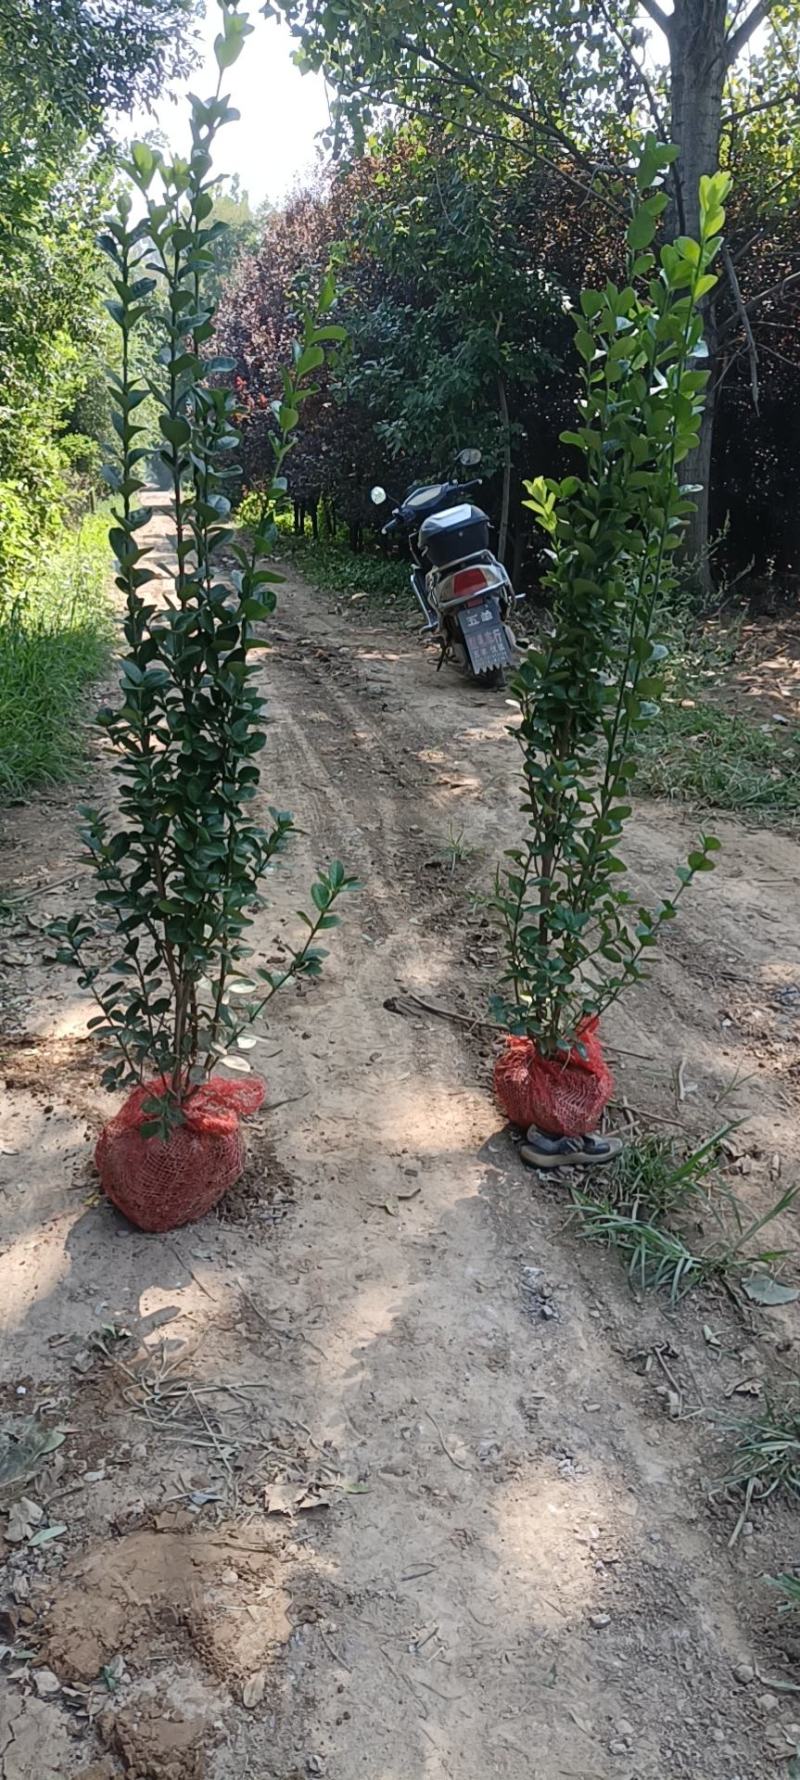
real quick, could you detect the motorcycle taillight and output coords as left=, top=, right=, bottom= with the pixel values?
left=451, top=566, right=491, bottom=597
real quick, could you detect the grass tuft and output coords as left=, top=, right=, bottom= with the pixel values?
left=0, top=512, right=111, bottom=797
left=573, top=1131, right=797, bottom=1305
left=770, top=1573, right=800, bottom=1612
left=715, top=1396, right=800, bottom=1545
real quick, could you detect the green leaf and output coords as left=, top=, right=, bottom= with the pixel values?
left=160, top=416, right=191, bottom=447
left=318, top=269, right=336, bottom=313
left=214, top=12, right=254, bottom=70
left=296, top=343, right=325, bottom=376
left=130, top=141, right=157, bottom=187
left=627, top=207, right=657, bottom=251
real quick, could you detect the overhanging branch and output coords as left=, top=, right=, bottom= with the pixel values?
left=726, top=0, right=778, bottom=65
left=722, top=243, right=759, bottom=413
left=639, top=0, right=672, bottom=32
left=395, top=32, right=604, bottom=181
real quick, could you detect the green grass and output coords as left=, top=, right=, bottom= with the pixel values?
left=771, top=1573, right=800, bottom=1612
left=0, top=510, right=112, bottom=797
left=636, top=698, right=800, bottom=819
left=715, top=1396, right=800, bottom=1544
left=279, top=532, right=415, bottom=615
left=634, top=617, right=800, bottom=821
left=572, top=1130, right=797, bottom=1305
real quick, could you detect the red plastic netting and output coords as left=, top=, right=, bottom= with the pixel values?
left=494, top=1018, right=613, bottom=1138
left=95, top=1074, right=266, bottom=1233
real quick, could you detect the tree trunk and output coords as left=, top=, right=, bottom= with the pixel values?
left=497, top=373, right=512, bottom=567
left=666, top=0, right=728, bottom=587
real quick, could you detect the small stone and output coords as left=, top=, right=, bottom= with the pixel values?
left=711, top=1729, right=725, bottom=1745
left=34, top=1667, right=61, bottom=1697
left=616, top=1720, right=634, bottom=1739
left=221, top=1567, right=239, bottom=1586
left=610, top=1741, right=629, bottom=1756
left=590, top=1613, right=611, bottom=1629
left=306, top=1760, right=325, bottom=1777
left=242, top=1671, right=266, bottom=1709
left=757, top=1692, right=779, bottom=1713
left=131, top=1442, right=147, bottom=1462
left=733, top=1662, right=754, bottom=1685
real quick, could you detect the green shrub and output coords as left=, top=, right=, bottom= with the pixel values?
left=491, top=150, right=728, bottom=1057
left=0, top=510, right=112, bottom=795
left=0, top=482, right=39, bottom=602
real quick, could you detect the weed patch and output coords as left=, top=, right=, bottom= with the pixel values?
left=573, top=1131, right=797, bottom=1305
left=278, top=533, right=414, bottom=614
left=0, top=511, right=112, bottom=797
left=635, top=623, right=800, bottom=821
left=715, top=1397, right=800, bottom=1544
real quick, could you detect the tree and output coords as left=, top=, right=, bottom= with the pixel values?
left=0, top=0, right=203, bottom=593
left=337, top=131, right=566, bottom=564
left=204, top=176, right=261, bottom=307
left=0, top=0, right=201, bottom=137
left=217, top=133, right=578, bottom=569
left=271, top=0, right=800, bottom=581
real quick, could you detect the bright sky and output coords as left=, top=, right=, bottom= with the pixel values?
left=128, top=6, right=331, bottom=208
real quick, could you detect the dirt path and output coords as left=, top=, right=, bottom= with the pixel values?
left=2, top=499, right=800, bottom=1780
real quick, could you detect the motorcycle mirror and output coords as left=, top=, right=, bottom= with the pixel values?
left=457, top=448, right=482, bottom=468
left=370, top=485, right=387, bottom=506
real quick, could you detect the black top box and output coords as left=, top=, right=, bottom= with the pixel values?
left=418, top=503, right=490, bottom=569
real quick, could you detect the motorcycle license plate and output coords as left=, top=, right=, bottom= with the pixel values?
left=458, top=599, right=511, bottom=673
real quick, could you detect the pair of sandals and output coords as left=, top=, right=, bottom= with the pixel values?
left=520, top=1127, right=622, bottom=1171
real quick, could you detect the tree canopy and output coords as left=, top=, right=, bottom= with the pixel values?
left=270, top=0, right=800, bottom=575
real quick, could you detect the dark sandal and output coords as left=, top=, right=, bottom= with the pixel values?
left=520, top=1129, right=622, bottom=1171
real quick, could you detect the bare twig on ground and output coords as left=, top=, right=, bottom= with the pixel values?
left=425, top=1408, right=469, bottom=1471
left=167, top=1239, right=219, bottom=1301
left=384, top=992, right=500, bottom=1033
left=611, top=1101, right=688, bottom=1130
left=385, top=993, right=656, bottom=1065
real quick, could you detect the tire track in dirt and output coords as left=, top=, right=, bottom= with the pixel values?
left=217, top=566, right=800, bottom=1780
left=2, top=512, right=799, bottom=1780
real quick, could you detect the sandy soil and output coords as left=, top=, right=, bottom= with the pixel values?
left=2, top=498, right=800, bottom=1779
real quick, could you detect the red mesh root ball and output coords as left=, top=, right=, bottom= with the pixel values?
left=95, top=1074, right=266, bottom=1233
left=494, top=1018, right=613, bottom=1138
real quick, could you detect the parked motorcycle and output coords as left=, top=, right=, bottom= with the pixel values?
left=370, top=450, right=519, bottom=688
